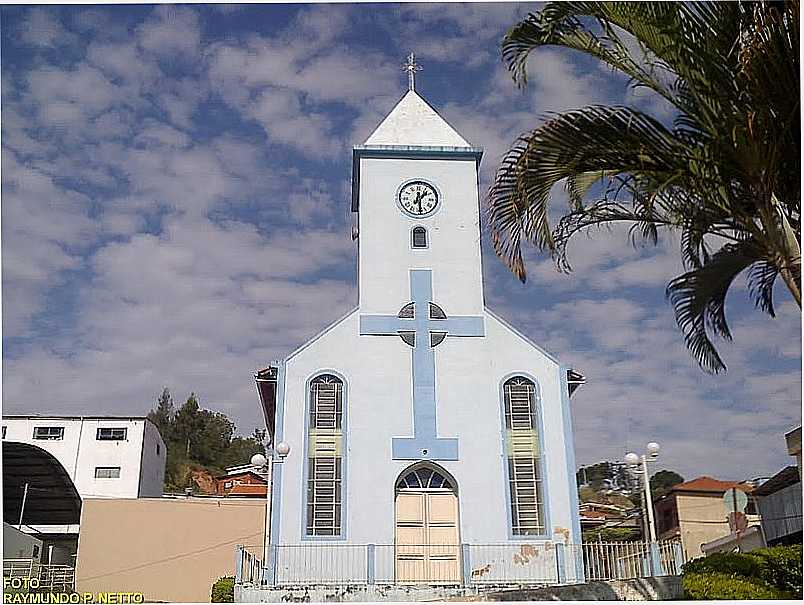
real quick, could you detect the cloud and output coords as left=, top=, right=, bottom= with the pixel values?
left=27, top=64, right=124, bottom=127
left=2, top=4, right=799, bottom=482
left=18, top=7, right=76, bottom=48
left=136, top=5, right=201, bottom=58
left=1, top=151, right=95, bottom=337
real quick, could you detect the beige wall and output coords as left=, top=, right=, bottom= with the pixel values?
left=76, top=497, right=265, bottom=603
left=676, top=493, right=759, bottom=560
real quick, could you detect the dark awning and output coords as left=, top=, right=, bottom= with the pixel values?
left=2, top=441, right=82, bottom=526
left=567, top=368, right=586, bottom=397
left=754, top=466, right=801, bottom=497
left=255, top=366, right=278, bottom=440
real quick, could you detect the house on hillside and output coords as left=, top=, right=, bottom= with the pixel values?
left=579, top=502, right=642, bottom=540
left=216, top=465, right=269, bottom=497
left=654, top=476, right=760, bottom=560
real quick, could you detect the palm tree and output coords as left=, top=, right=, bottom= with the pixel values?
left=487, top=1, right=800, bottom=373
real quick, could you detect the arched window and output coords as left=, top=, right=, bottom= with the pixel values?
left=411, top=226, right=428, bottom=249
left=306, top=374, right=345, bottom=536
left=503, top=376, right=546, bottom=536
left=396, top=465, right=454, bottom=491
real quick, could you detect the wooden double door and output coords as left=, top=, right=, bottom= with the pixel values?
left=395, top=489, right=461, bottom=584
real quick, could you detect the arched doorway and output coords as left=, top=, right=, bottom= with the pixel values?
left=394, top=463, right=461, bottom=584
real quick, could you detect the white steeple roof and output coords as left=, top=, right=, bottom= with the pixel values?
left=363, top=90, right=472, bottom=148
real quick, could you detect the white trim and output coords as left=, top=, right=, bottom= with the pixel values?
left=483, top=307, right=560, bottom=365
left=284, top=307, right=359, bottom=363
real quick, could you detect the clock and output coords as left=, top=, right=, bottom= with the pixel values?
left=398, top=180, right=440, bottom=217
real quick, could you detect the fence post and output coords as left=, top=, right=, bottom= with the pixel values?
left=649, top=542, right=663, bottom=577
left=555, top=543, right=567, bottom=584
left=461, top=544, right=471, bottom=587
left=672, top=542, right=684, bottom=575
left=269, top=544, right=279, bottom=586
left=366, top=544, right=376, bottom=585
left=235, top=545, right=244, bottom=584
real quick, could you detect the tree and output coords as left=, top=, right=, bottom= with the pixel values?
left=487, top=1, right=800, bottom=373
left=650, top=470, right=685, bottom=500
left=192, top=410, right=235, bottom=467
left=220, top=436, right=265, bottom=469
left=584, top=526, right=641, bottom=543
left=147, top=387, right=174, bottom=443
left=173, top=394, right=202, bottom=458
left=147, top=388, right=267, bottom=492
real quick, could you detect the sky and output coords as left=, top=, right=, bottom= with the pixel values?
left=1, top=2, right=801, bottom=482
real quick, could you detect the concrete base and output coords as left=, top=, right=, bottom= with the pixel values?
left=235, top=577, right=682, bottom=602
left=451, top=577, right=683, bottom=601
left=236, top=584, right=487, bottom=602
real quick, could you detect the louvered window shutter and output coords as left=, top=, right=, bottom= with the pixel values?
left=504, top=378, right=545, bottom=535
left=306, top=375, right=344, bottom=536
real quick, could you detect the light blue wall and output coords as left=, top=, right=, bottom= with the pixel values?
left=275, top=308, right=578, bottom=549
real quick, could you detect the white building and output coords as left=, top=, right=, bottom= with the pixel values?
left=253, top=73, right=585, bottom=592
left=2, top=415, right=166, bottom=502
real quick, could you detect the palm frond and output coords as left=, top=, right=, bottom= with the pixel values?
left=487, top=105, right=690, bottom=279
left=746, top=261, right=779, bottom=316
left=502, top=2, right=680, bottom=107
left=665, top=242, right=761, bottom=373
left=489, top=0, right=801, bottom=373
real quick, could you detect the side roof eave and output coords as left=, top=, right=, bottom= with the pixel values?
left=284, top=306, right=360, bottom=363
left=484, top=306, right=561, bottom=366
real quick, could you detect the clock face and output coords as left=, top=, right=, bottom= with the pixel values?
left=398, top=180, right=439, bottom=217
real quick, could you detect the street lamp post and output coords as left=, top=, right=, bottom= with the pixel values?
left=625, top=442, right=663, bottom=576
left=251, top=441, right=290, bottom=586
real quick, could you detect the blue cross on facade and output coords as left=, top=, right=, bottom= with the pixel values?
left=359, top=269, right=485, bottom=460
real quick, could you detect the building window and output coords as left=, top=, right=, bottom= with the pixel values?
left=96, top=427, right=127, bottom=441
left=33, top=427, right=64, bottom=440
left=412, top=226, right=428, bottom=249
left=156, top=443, right=160, bottom=456
left=306, top=374, right=345, bottom=537
left=503, top=376, right=546, bottom=536
left=95, top=467, right=121, bottom=479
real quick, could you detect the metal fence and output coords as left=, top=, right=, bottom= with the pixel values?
left=565, top=540, right=682, bottom=582
left=3, top=559, right=76, bottom=592
left=236, top=540, right=683, bottom=588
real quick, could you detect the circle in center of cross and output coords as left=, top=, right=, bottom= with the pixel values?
left=396, top=302, right=448, bottom=348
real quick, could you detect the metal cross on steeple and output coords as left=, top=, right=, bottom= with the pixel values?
left=402, top=52, right=422, bottom=91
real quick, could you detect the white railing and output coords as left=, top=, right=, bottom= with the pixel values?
left=3, top=559, right=76, bottom=592
left=565, top=541, right=682, bottom=582
left=236, top=540, right=683, bottom=588
left=235, top=548, right=264, bottom=586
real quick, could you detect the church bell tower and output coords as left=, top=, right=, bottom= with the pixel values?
left=351, top=55, right=485, bottom=318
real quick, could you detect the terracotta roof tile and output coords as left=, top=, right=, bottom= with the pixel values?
left=227, top=484, right=268, bottom=496
left=581, top=510, right=609, bottom=519
left=672, top=476, right=753, bottom=494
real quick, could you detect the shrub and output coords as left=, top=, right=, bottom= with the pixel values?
left=749, top=544, right=802, bottom=598
left=682, top=572, right=789, bottom=600
left=211, top=576, right=234, bottom=603
left=682, top=551, right=761, bottom=579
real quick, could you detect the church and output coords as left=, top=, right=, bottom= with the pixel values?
left=254, top=59, right=585, bottom=590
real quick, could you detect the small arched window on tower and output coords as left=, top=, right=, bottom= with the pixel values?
left=411, top=226, right=428, bottom=249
